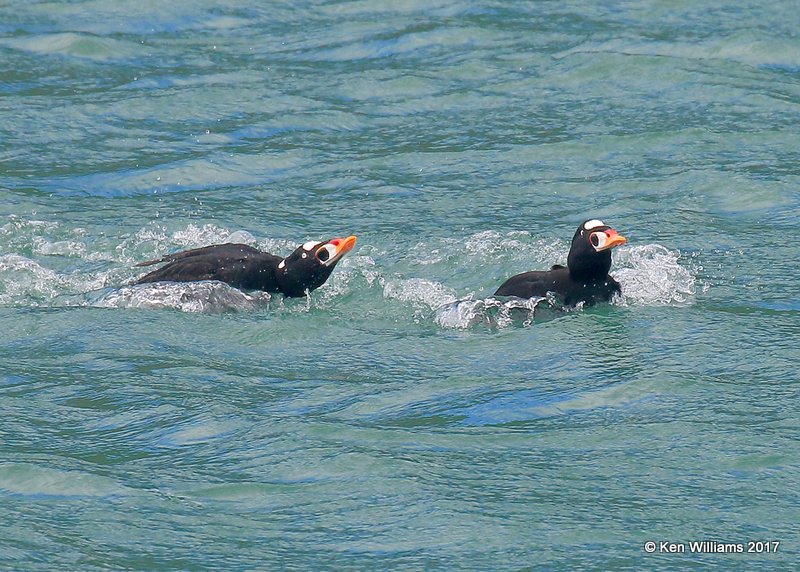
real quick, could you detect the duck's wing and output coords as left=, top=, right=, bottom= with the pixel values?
left=134, top=243, right=280, bottom=291
left=494, top=268, right=568, bottom=298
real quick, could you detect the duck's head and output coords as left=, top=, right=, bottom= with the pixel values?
left=276, top=235, right=357, bottom=297
left=567, top=220, right=626, bottom=281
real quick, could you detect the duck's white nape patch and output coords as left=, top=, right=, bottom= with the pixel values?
left=302, top=240, right=321, bottom=251
left=584, top=219, right=605, bottom=230
left=277, top=259, right=285, bottom=269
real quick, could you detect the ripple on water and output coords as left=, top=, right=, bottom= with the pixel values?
left=554, top=31, right=800, bottom=70
left=154, top=416, right=246, bottom=448
left=454, top=381, right=655, bottom=427
left=47, top=151, right=313, bottom=197
left=0, top=32, right=143, bottom=61
left=0, top=463, right=127, bottom=498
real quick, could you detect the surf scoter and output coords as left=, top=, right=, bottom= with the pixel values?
left=494, top=220, right=626, bottom=306
left=135, top=235, right=356, bottom=297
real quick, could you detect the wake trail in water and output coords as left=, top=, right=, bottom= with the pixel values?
left=0, top=219, right=701, bottom=322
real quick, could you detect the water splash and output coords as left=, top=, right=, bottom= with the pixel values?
left=91, top=282, right=271, bottom=313
left=0, top=253, right=113, bottom=306
left=115, top=223, right=260, bottom=264
left=0, top=254, right=64, bottom=305
left=613, top=244, right=698, bottom=306
left=434, top=295, right=558, bottom=329
left=312, top=254, right=378, bottom=306
left=383, top=277, right=458, bottom=309
left=32, top=236, right=88, bottom=257
left=409, top=230, right=564, bottom=269
left=171, top=223, right=255, bottom=248
left=380, top=276, right=566, bottom=330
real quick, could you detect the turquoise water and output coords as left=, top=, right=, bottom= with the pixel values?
left=1, top=1, right=798, bottom=570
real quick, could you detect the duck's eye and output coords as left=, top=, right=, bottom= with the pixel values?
left=316, top=244, right=337, bottom=263
left=589, top=232, right=607, bottom=250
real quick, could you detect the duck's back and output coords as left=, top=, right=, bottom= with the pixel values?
left=494, top=265, right=569, bottom=298
left=494, top=265, right=620, bottom=306
left=135, top=243, right=281, bottom=291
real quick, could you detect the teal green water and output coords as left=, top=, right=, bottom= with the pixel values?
left=1, top=1, right=798, bottom=570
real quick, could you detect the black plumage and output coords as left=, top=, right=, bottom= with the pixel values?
left=494, top=220, right=626, bottom=306
left=135, top=236, right=356, bottom=297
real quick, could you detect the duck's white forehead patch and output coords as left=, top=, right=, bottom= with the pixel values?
left=277, top=259, right=286, bottom=269
left=302, top=240, right=321, bottom=251
left=584, top=219, right=605, bottom=230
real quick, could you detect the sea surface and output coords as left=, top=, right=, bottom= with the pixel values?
left=1, top=1, right=798, bottom=570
